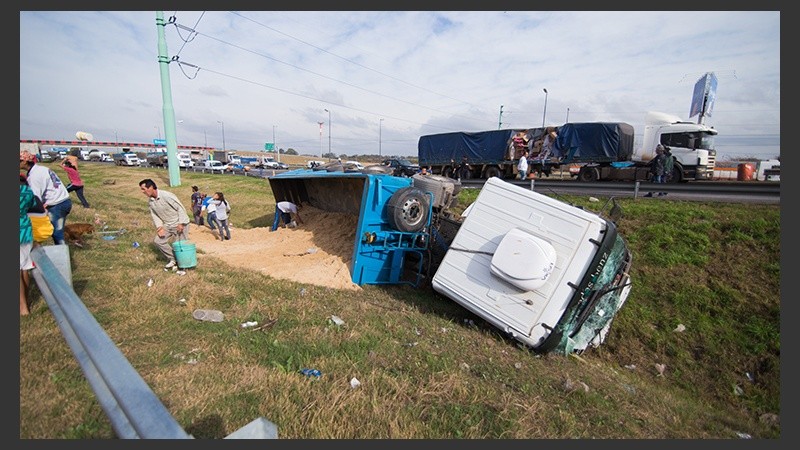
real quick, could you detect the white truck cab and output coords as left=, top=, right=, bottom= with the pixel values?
left=635, top=111, right=718, bottom=181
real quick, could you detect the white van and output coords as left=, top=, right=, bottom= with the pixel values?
left=431, top=177, right=633, bottom=354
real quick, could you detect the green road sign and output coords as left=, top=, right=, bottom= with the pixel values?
left=265, top=143, right=274, bottom=151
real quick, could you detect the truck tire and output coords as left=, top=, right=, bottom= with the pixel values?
left=668, top=165, right=683, bottom=183
left=578, top=166, right=599, bottom=182
left=484, top=166, right=502, bottom=179
left=386, top=187, right=430, bottom=233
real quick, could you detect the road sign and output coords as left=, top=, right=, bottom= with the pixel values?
left=264, top=143, right=275, bottom=151
left=153, top=139, right=167, bottom=146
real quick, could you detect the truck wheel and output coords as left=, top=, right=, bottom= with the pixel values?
left=668, top=166, right=682, bottom=183
left=578, top=166, right=599, bottom=182
left=387, top=187, right=430, bottom=233
left=484, top=166, right=502, bottom=179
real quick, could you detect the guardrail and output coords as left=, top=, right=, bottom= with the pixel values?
left=29, top=245, right=278, bottom=439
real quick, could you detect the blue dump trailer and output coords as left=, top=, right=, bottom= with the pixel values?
left=268, top=169, right=633, bottom=354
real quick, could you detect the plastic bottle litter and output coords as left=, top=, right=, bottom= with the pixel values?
left=132, top=241, right=140, bottom=248
left=330, top=315, right=345, bottom=326
left=147, top=278, right=154, bottom=287
left=241, top=321, right=259, bottom=328
left=300, top=368, right=322, bottom=378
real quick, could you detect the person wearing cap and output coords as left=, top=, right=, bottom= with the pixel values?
left=19, top=150, right=73, bottom=245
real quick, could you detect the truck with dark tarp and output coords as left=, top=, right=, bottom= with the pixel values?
left=418, top=112, right=717, bottom=182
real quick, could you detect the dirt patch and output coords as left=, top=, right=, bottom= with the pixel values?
left=189, top=206, right=362, bottom=291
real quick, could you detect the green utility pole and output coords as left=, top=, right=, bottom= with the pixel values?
left=156, top=11, right=180, bottom=186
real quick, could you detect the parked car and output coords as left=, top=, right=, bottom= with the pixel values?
left=224, top=162, right=246, bottom=172
left=381, top=158, right=419, bottom=177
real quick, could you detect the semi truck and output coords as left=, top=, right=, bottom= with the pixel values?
left=418, top=111, right=718, bottom=183
left=267, top=168, right=633, bottom=355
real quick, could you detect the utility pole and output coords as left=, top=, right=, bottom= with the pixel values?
left=273, top=125, right=279, bottom=162
left=155, top=10, right=180, bottom=186
left=318, top=122, right=324, bottom=158
left=498, top=105, right=504, bottom=129
left=324, top=109, right=331, bottom=157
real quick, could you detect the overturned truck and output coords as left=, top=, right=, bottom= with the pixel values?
left=268, top=168, right=633, bottom=354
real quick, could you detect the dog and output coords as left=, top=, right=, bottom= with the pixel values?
left=64, top=223, right=95, bottom=247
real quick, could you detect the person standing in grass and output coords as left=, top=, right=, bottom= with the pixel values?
left=190, top=185, right=205, bottom=226
left=138, top=178, right=190, bottom=269
left=59, top=158, right=91, bottom=208
left=20, top=174, right=46, bottom=316
left=20, top=150, right=72, bottom=245
left=211, top=192, right=231, bottom=241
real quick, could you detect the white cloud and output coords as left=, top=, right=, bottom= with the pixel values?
left=20, top=10, right=780, bottom=160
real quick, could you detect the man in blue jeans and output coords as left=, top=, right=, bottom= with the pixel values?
left=271, top=201, right=303, bottom=231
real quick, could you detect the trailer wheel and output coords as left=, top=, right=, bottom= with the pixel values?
left=485, top=166, right=502, bottom=179
left=578, top=166, right=599, bottom=182
left=387, top=187, right=430, bottom=233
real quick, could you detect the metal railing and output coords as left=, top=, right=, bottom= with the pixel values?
left=29, top=245, right=277, bottom=439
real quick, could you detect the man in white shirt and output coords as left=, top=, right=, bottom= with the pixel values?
left=20, top=150, right=72, bottom=245
left=271, top=201, right=304, bottom=231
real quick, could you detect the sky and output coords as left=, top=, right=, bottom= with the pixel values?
left=19, top=10, right=781, bottom=161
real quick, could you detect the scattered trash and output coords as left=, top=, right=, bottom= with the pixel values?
left=745, top=372, right=754, bottom=382
left=463, top=319, right=475, bottom=326
left=735, top=431, right=752, bottom=439
left=414, top=327, right=422, bottom=336
left=460, top=362, right=470, bottom=370
left=329, top=315, right=345, bottom=326
left=514, top=362, right=522, bottom=369
left=284, top=247, right=318, bottom=257
left=588, top=197, right=599, bottom=202
left=673, top=323, right=686, bottom=332
left=404, top=342, right=418, bottom=347
left=440, top=327, right=449, bottom=333
left=349, top=377, right=361, bottom=389
left=300, top=368, right=322, bottom=378
left=186, top=358, right=198, bottom=365
left=564, top=377, right=590, bottom=393
left=192, top=309, right=224, bottom=322
left=655, top=363, right=666, bottom=376
left=759, top=413, right=779, bottom=426
left=624, top=364, right=637, bottom=370
left=299, top=288, right=308, bottom=297
left=132, top=241, right=140, bottom=248
left=178, top=298, right=187, bottom=305
left=241, top=321, right=259, bottom=328
left=733, top=384, right=744, bottom=396
left=147, top=278, right=154, bottom=287
left=176, top=270, right=187, bottom=276
left=102, top=235, right=116, bottom=241
left=621, top=383, right=637, bottom=395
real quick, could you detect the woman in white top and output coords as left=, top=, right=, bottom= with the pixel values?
left=211, top=192, right=231, bottom=240
left=517, top=150, right=529, bottom=180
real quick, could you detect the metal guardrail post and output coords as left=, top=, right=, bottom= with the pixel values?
left=29, top=246, right=278, bottom=439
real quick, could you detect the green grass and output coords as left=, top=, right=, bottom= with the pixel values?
left=19, top=163, right=780, bottom=439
